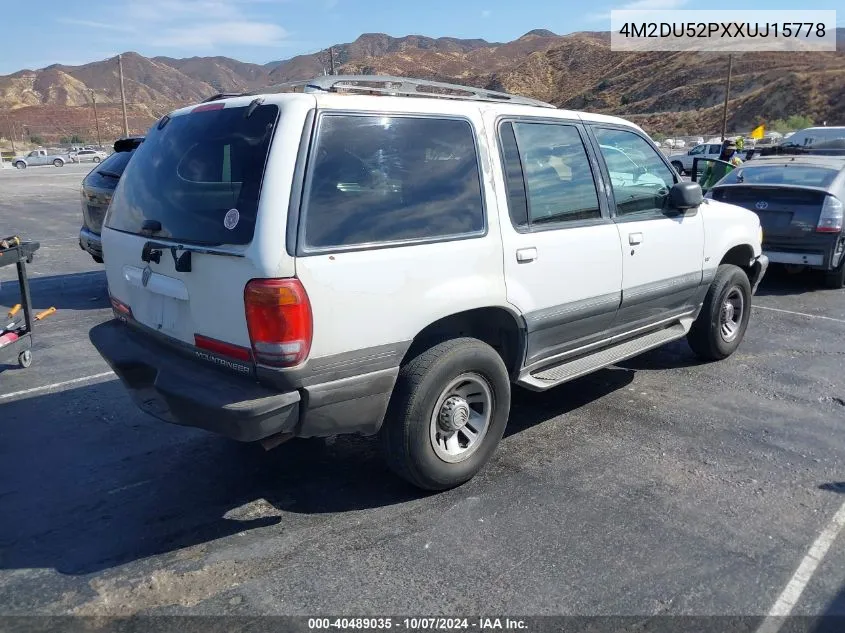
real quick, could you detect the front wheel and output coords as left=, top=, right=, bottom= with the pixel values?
left=14, top=161, right=26, bottom=170
left=687, top=264, right=752, bottom=361
left=53, top=159, right=64, bottom=167
left=93, top=156, right=101, bottom=163
left=380, top=337, right=511, bottom=491
left=671, top=160, right=685, bottom=175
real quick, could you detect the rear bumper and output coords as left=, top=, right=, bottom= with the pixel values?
left=89, top=320, right=398, bottom=442
left=763, top=234, right=842, bottom=271
left=79, top=226, right=102, bottom=259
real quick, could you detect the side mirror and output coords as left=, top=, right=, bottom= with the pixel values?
left=668, top=181, right=703, bottom=210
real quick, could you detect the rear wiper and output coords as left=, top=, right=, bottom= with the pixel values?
left=98, top=170, right=121, bottom=179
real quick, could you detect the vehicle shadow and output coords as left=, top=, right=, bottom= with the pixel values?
left=0, top=367, right=635, bottom=576
left=617, top=339, right=701, bottom=371
left=754, top=265, right=828, bottom=298
left=0, top=271, right=109, bottom=312
left=818, top=482, right=845, bottom=494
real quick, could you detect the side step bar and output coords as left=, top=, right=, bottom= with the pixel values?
left=517, top=323, right=687, bottom=391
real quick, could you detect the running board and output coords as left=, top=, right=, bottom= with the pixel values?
left=517, top=323, right=687, bottom=391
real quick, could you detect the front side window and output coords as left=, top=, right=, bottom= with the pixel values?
left=302, top=115, right=484, bottom=249
left=594, top=127, right=675, bottom=217
left=511, top=122, right=602, bottom=225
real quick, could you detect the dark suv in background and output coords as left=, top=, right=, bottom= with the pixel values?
left=79, top=137, right=144, bottom=263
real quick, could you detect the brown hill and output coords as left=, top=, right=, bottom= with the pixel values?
left=1, top=29, right=843, bottom=145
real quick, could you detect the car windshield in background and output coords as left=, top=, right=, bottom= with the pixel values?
left=781, top=128, right=845, bottom=149
left=105, top=103, right=279, bottom=246
left=718, top=164, right=839, bottom=188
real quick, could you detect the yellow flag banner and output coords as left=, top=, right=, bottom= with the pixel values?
left=750, top=125, right=765, bottom=140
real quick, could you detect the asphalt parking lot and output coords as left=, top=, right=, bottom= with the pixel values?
left=0, top=165, right=844, bottom=623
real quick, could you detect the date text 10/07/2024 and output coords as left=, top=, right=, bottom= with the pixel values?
left=307, top=618, right=529, bottom=630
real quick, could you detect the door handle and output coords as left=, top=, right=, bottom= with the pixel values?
left=516, top=247, right=537, bottom=263
left=629, top=233, right=643, bottom=246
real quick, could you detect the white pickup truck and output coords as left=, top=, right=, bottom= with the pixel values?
left=12, top=149, right=73, bottom=169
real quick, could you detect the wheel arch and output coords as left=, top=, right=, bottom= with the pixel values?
left=719, top=243, right=760, bottom=287
left=402, top=306, right=527, bottom=379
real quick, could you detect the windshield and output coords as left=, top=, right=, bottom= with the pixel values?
left=105, top=103, right=279, bottom=245
left=718, top=164, right=839, bottom=188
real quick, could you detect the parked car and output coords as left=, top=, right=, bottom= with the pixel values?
left=669, top=143, right=726, bottom=175
left=71, top=148, right=108, bottom=163
left=705, top=155, right=845, bottom=287
left=11, top=148, right=72, bottom=169
left=88, top=76, right=767, bottom=490
left=79, top=137, right=144, bottom=263
left=780, top=127, right=845, bottom=151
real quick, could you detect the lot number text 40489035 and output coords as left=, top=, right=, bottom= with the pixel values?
left=307, top=617, right=528, bottom=630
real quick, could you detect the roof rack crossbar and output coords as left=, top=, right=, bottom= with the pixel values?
left=247, top=75, right=556, bottom=109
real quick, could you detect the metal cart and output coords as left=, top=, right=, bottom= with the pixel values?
left=0, top=240, right=40, bottom=369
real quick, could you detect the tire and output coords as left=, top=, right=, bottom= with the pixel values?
left=92, top=255, right=104, bottom=264
left=18, top=350, right=32, bottom=369
left=53, top=159, right=64, bottom=167
left=824, top=257, right=845, bottom=289
left=14, top=161, right=26, bottom=170
left=93, top=157, right=101, bottom=163
left=380, top=337, right=511, bottom=491
left=687, top=264, right=752, bottom=361
left=671, top=161, right=685, bottom=175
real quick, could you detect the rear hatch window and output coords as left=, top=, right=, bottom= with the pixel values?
left=718, top=164, right=839, bottom=188
left=105, top=102, right=279, bottom=245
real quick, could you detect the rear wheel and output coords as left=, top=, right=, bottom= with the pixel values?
left=53, top=159, right=63, bottom=167
left=14, top=161, right=25, bottom=170
left=93, top=156, right=101, bottom=163
left=824, top=257, right=845, bottom=289
left=687, top=264, right=752, bottom=361
left=380, top=337, right=511, bottom=491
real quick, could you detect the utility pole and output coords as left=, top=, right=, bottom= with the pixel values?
left=118, top=54, right=129, bottom=137
left=88, top=89, right=102, bottom=148
left=720, top=54, right=734, bottom=142
left=329, top=47, right=336, bottom=76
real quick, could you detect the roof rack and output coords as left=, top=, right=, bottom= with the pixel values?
left=251, top=75, right=557, bottom=109
left=200, top=92, right=244, bottom=103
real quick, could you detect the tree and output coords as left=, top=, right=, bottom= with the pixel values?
left=768, top=115, right=814, bottom=134
left=29, top=134, right=44, bottom=145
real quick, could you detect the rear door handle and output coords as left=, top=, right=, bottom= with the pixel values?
left=516, top=247, right=537, bottom=263
left=629, top=233, right=643, bottom=245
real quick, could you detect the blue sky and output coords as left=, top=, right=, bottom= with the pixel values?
left=2, top=0, right=842, bottom=74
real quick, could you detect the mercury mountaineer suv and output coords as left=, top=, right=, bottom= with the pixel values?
left=89, top=76, right=768, bottom=491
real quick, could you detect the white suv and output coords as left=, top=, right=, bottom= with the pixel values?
left=90, top=76, right=768, bottom=490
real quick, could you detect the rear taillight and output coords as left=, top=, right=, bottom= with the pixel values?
left=817, top=196, right=844, bottom=233
left=110, top=296, right=132, bottom=320
left=244, top=278, right=312, bottom=367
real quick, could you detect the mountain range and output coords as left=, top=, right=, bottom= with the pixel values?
left=1, top=28, right=843, bottom=143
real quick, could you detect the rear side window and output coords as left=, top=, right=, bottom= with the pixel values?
left=301, top=115, right=484, bottom=250
left=106, top=103, right=278, bottom=245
